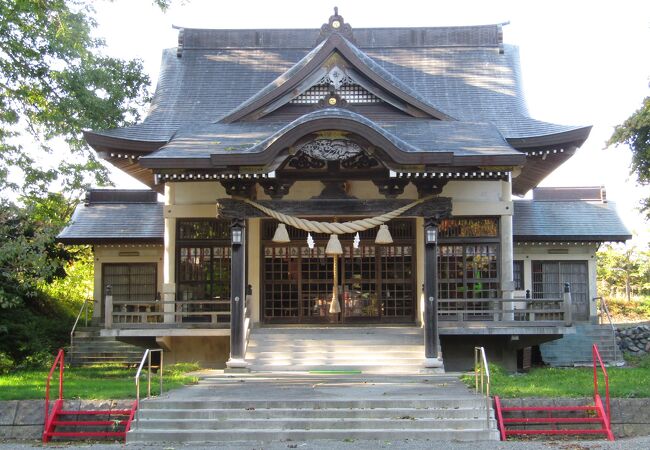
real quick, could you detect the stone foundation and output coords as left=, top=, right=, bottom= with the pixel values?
left=617, top=325, right=650, bottom=356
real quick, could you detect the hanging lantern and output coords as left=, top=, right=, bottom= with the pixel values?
left=375, top=224, right=393, bottom=244
left=307, top=232, right=315, bottom=249
left=325, top=234, right=343, bottom=255
left=272, top=223, right=290, bottom=243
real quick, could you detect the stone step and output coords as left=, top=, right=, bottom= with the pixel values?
left=247, top=326, right=426, bottom=373
left=134, top=417, right=496, bottom=431
left=140, top=406, right=493, bottom=420
left=128, top=428, right=498, bottom=443
left=139, top=398, right=487, bottom=410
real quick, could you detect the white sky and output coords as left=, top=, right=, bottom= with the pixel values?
left=93, top=0, right=650, bottom=246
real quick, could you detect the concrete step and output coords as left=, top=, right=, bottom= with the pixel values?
left=128, top=428, right=499, bottom=443
left=247, top=326, right=427, bottom=373
left=540, top=323, right=623, bottom=366
left=141, top=407, right=493, bottom=420
left=128, top=368, right=497, bottom=444
left=134, top=417, right=496, bottom=431
left=139, top=398, right=487, bottom=410
left=69, top=332, right=147, bottom=367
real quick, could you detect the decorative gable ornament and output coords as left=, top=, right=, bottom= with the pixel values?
left=328, top=66, right=347, bottom=89
left=296, top=138, right=363, bottom=161
left=318, top=7, right=355, bottom=44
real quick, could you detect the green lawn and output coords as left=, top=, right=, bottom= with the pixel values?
left=463, top=354, right=650, bottom=398
left=0, top=363, right=199, bottom=401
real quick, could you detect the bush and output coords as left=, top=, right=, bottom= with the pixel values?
left=0, top=294, right=75, bottom=369
left=0, top=352, right=14, bottom=374
left=606, top=297, right=650, bottom=320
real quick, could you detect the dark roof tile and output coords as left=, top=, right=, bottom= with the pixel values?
left=513, top=200, right=631, bottom=242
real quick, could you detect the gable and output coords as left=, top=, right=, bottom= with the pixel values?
left=219, top=34, right=454, bottom=123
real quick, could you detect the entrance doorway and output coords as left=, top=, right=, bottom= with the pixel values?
left=261, top=219, right=416, bottom=324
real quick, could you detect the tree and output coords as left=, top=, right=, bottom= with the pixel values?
left=0, top=0, right=154, bottom=198
left=608, top=96, right=650, bottom=219
left=0, top=195, right=74, bottom=308
left=597, top=244, right=650, bottom=300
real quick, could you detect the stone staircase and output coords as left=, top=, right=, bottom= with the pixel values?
left=245, top=326, right=428, bottom=374
left=128, top=372, right=498, bottom=443
left=539, top=322, right=622, bottom=366
left=69, top=327, right=145, bottom=367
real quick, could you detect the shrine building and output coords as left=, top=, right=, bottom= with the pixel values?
left=58, top=10, right=630, bottom=371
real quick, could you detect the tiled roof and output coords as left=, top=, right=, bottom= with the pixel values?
left=57, top=202, right=164, bottom=244
left=57, top=193, right=630, bottom=244
left=92, top=25, right=588, bottom=145
left=512, top=200, right=631, bottom=242
left=140, top=109, right=520, bottom=166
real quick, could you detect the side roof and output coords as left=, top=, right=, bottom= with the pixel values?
left=57, top=190, right=163, bottom=244
left=513, top=200, right=631, bottom=242
left=57, top=190, right=630, bottom=244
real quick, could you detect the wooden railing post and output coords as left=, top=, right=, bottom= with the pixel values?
left=563, top=283, right=573, bottom=326
left=104, top=285, right=113, bottom=329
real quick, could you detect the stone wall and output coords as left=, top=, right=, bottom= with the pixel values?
left=0, top=399, right=134, bottom=441
left=499, top=397, right=650, bottom=438
left=616, top=325, right=650, bottom=355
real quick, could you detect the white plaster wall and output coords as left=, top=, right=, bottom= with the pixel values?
left=443, top=180, right=502, bottom=201
left=174, top=181, right=227, bottom=204
left=93, top=245, right=164, bottom=321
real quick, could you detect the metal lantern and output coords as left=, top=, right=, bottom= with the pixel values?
left=425, top=227, right=437, bottom=245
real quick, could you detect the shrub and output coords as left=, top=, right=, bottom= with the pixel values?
left=0, top=352, right=14, bottom=374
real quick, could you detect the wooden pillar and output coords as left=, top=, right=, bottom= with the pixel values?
left=423, top=218, right=443, bottom=368
left=226, top=218, right=248, bottom=370
left=500, top=178, right=515, bottom=321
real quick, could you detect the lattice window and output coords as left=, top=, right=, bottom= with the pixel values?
left=291, top=83, right=382, bottom=104
left=103, top=264, right=157, bottom=304
left=532, top=261, right=589, bottom=321
left=513, top=260, right=524, bottom=290
left=176, top=219, right=231, bottom=324
left=380, top=245, right=414, bottom=318
left=263, top=246, right=301, bottom=319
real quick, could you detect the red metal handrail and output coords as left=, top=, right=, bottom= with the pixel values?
left=43, top=349, right=64, bottom=443
left=592, top=344, right=611, bottom=428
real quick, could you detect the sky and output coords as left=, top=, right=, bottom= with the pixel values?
left=92, top=0, right=650, bottom=246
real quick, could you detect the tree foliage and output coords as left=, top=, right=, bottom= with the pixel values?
left=0, top=0, right=151, bottom=196
left=0, top=0, right=174, bottom=311
left=0, top=194, right=79, bottom=308
left=608, top=96, right=650, bottom=218
left=597, top=244, right=650, bottom=300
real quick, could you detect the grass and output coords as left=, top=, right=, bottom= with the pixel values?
left=463, top=354, right=650, bottom=398
left=0, top=362, right=200, bottom=401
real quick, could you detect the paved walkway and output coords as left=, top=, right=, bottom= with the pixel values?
left=4, top=436, right=650, bottom=449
